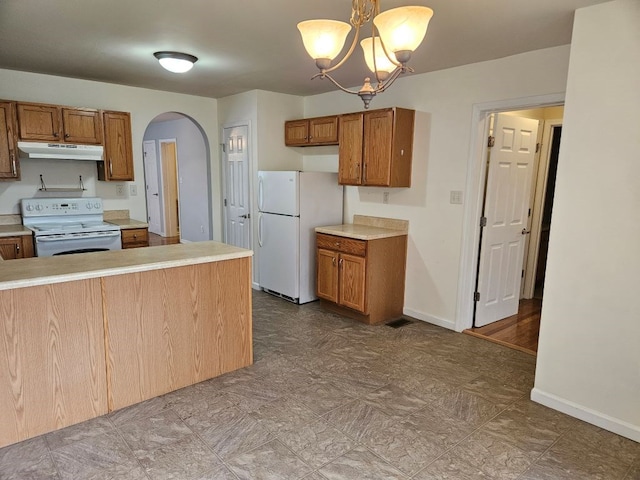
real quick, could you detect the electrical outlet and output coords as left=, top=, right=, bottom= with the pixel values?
left=382, top=192, right=390, bottom=204
left=116, top=184, right=125, bottom=197
left=450, top=190, right=463, bottom=204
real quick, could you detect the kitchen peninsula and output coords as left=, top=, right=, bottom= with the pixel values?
left=0, top=241, right=253, bottom=448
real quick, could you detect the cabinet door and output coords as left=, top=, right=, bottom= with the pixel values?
left=17, top=103, right=62, bottom=141
left=0, top=102, right=19, bottom=180
left=284, top=120, right=309, bottom=146
left=317, top=248, right=339, bottom=303
left=363, top=109, right=394, bottom=186
left=338, top=113, right=364, bottom=185
left=309, top=116, right=338, bottom=145
left=0, top=237, right=22, bottom=259
left=103, top=111, right=134, bottom=181
left=339, top=253, right=367, bottom=313
left=62, top=108, right=103, bottom=144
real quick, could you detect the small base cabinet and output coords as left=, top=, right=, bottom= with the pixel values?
left=121, top=227, right=149, bottom=248
left=0, top=235, right=34, bottom=259
left=316, top=232, right=407, bottom=325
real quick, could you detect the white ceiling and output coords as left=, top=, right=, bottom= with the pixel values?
left=0, top=0, right=610, bottom=99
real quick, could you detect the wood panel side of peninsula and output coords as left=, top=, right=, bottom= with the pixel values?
left=0, top=248, right=252, bottom=448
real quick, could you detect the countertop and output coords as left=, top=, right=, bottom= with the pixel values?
left=315, top=224, right=408, bottom=240
left=0, top=224, right=33, bottom=237
left=0, top=241, right=252, bottom=291
left=107, top=218, right=149, bottom=229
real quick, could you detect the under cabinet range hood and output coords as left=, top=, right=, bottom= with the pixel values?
left=17, top=141, right=104, bottom=161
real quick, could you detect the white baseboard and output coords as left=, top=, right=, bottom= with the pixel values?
left=531, top=388, right=640, bottom=443
left=403, top=308, right=456, bottom=331
left=252, top=282, right=261, bottom=291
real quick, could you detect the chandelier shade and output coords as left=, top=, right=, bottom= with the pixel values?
left=373, top=6, right=433, bottom=55
left=360, top=36, right=396, bottom=78
left=297, top=20, right=352, bottom=61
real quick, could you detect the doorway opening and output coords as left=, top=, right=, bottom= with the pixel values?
left=142, top=112, right=212, bottom=243
left=463, top=105, right=563, bottom=354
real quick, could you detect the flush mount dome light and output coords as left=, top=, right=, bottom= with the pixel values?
left=154, top=51, right=198, bottom=73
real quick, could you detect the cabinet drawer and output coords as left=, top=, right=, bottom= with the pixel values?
left=317, top=233, right=366, bottom=256
left=121, top=228, right=148, bottom=248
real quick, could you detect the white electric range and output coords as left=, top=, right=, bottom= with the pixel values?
left=21, top=197, right=122, bottom=257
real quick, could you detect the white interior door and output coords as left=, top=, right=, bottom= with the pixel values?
left=223, top=125, right=250, bottom=249
left=475, top=113, right=539, bottom=327
left=142, top=140, right=162, bottom=235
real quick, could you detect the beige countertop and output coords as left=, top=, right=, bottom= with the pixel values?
left=107, top=218, right=149, bottom=229
left=0, top=241, right=252, bottom=291
left=0, top=225, right=33, bottom=237
left=315, top=224, right=408, bottom=240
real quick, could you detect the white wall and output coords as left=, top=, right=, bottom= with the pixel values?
left=0, top=69, right=221, bottom=239
left=143, top=117, right=211, bottom=242
left=302, top=46, right=571, bottom=329
left=532, top=0, right=640, bottom=442
left=218, top=90, right=304, bottom=286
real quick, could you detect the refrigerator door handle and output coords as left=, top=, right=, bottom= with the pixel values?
left=258, top=177, right=264, bottom=212
left=258, top=213, right=263, bottom=247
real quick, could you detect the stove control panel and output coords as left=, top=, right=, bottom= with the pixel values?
left=21, top=197, right=104, bottom=217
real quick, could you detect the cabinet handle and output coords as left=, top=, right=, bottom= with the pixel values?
left=332, top=257, right=336, bottom=266
left=16, top=243, right=20, bottom=254
left=109, top=159, right=113, bottom=177
left=53, top=132, right=59, bottom=138
left=335, top=242, right=340, bottom=247
left=10, top=154, right=16, bottom=177
left=133, top=234, right=138, bottom=239
left=339, top=257, right=344, bottom=267
left=363, top=162, right=367, bottom=181
left=64, top=133, right=70, bottom=139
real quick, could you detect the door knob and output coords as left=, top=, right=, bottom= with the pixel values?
left=239, top=213, right=251, bottom=219
left=521, top=228, right=531, bottom=235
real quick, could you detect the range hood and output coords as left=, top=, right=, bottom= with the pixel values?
left=18, top=141, right=104, bottom=161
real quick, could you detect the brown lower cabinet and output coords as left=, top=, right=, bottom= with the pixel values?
left=0, top=235, right=34, bottom=259
left=121, top=227, right=149, bottom=248
left=316, top=232, right=407, bottom=325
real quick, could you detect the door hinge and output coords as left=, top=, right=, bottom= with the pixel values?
left=528, top=208, right=531, bottom=217
left=221, top=143, right=226, bottom=153
left=522, top=269, right=525, bottom=278
left=474, top=291, right=480, bottom=302
left=487, top=135, right=495, bottom=148
left=224, top=198, right=227, bottom=207
left=480, top=216, right=487, bottom=227
left=536, top=142, right=540, bottom=153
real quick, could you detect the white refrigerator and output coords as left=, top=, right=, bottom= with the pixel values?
left=258, top=171, right=343, bottom=304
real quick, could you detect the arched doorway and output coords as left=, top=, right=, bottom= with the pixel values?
left=142, top=112, right=212, bottom=243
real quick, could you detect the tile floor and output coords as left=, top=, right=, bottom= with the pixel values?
left=1, top=291, right=638, bottom=479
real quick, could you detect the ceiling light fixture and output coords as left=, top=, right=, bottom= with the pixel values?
left=298, top=0, right=433, bottom=108
left=154, top=51, right=198, bottom=73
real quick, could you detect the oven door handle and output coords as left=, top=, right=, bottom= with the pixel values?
left=37, top=232, right=121, bottom=242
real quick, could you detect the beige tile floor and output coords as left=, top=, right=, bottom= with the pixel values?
left=1, top=291, right=638, bottom=479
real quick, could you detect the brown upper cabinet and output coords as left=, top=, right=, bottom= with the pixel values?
left=284, top=115, right=339, bottom=146
left=0, top=101, right=20, bottom=180
left=17, top=102, right=103, bottom=145
left=338, top=107, right=414, bottom=187
left=98, top=111, right=134, bottom=181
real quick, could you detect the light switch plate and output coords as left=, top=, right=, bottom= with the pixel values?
left=130, top=184, right=138, bottom=196
left=450, top=190, right=463, bottom=204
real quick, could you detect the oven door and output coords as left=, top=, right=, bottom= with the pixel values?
left=35, top=231, right=122, bottom=257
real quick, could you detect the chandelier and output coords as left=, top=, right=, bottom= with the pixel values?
left=298, top=0, right=433, bottom=108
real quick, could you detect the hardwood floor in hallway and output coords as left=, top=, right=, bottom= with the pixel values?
left=464, top=298, right=542, bottom=356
